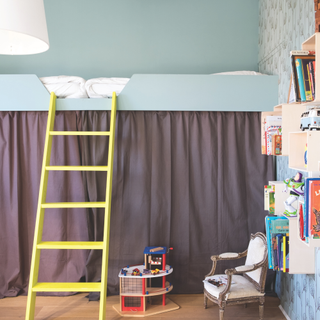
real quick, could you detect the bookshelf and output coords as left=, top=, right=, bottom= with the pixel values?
left=263, top=33, right=320, bottom=274
left=267, top=181, right=287, bottom=215
left=288, top=131, right=320, bottom=172
left=265, top=181, right=316, bottom=274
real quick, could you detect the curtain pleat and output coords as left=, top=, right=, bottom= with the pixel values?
left=0, top=110, right=275, bottom=298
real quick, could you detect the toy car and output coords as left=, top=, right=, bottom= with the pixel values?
left=121, top=268, right=128, bottom=275
left=151, top=269, right=160, bottom=275
left=300, top=108, right=320, bottom=130
left=143, top=269, right=151, bottom=274
left=132, top=268, right=141, bottom=276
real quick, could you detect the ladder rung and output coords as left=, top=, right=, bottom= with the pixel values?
left=49, top=131, right=110, bottom=136
left=37, top=241, right=104, bottom=250
left=41, top=202, right=106, bottom=209
left=46, top=165, right=108, bottom=171
left=32, top=282, right=101, bottom=292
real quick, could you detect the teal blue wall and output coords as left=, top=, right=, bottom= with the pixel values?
left=0, top=0, right=259, bottom=79
left=258, top=1, right=319, bottom=319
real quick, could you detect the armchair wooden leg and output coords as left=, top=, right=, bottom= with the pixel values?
left=219, top=307, right=225, bottom=320
left=204, top=294, right=207, bottom=309
left=259, top=297, right=265, bottom=320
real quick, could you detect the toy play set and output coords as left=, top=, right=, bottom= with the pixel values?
left=113, top=246, right=179, bottom=317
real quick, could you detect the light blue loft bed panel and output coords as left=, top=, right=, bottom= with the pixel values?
left=0, top=74, right=278, bottom=111
left=0, top=75, right=49, bottom=111
left=118, top=74, right=278, bottom=111
left=56, top=97, right=112, bottom=111
left=0, top=74, right=112, bottom=111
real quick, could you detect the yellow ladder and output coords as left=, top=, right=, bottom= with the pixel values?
left=25, top=92, right=117, bottom=320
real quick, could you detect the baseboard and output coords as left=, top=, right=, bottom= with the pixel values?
left=278, top=305, right=291, bottom=320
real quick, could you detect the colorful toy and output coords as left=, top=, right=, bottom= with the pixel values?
left=300, top=107, right=320, bottom=130
left=151, top=268, right=160, bottom=275
left=121, top=268, right=128, bottom=276
left=143, top=269, right=151, bottom=274
left=283, top=172, right=304, bottom=217
left=132, top=268, right=141, bottom=276
left=113, top=246, right=178, bottom=317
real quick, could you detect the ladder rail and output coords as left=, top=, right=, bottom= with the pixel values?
left=25, top=92, right=57, bottom=320
left=99, top=92, right=117, bottom=320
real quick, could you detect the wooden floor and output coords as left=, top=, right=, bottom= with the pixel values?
left=0, top=293, right=286, bottom=320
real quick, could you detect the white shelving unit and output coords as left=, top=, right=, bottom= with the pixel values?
left=268, top=181, right=287, bottom=215
left=263, top=33, right=320, bottom=274
left=282, top=103, right=307, bottom=156
left=287, top=217, right=315, bottom=274
left=289, top=131, right=320, bottom=172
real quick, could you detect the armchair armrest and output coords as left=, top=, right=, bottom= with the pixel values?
left=206, top=250, right=247, bottom=278
left=225, top=261, right=264, bottom=276
left=211, top=250, right=247, bottom=262
left=231, top=264, right=255, bottom=273
left=218, top=252, right=239, bottom=259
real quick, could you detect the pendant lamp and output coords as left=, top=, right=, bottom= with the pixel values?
left=0, top=0, right=49, bottom=55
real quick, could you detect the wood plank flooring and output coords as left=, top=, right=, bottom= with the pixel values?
left=0, top=293, right=286, bottom=320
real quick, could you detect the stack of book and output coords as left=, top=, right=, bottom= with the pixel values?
left=299, top=178, right=320, bottom=242
left=289, top=50, right=315, bottom=103
left=261, top=115, right=282, bottom=155
left=265, top=216, right=289, bottom=272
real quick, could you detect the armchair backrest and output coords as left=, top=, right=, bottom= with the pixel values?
left=244, top=232, right=268, bottom=292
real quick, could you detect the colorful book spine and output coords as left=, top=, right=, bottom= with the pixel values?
left=304, top=178, right=320, bottom=240
left=265, top=126, right=281, bottom=155
left=276, top=234, right=282, bottom=271
left=299, top=202, right=305, bottom=241
left=306, top=63, right=313, bottom=101
left=310, top=180, right=320, bottom=239
left=283, top=235, right=286, bottom=272
left=269, top=191, right=275, bottom=215
left=271, top=134, right=282, bottom=155
left=264, top=185, right=271, bottom=211
left=296, top=58, right=306, bottom=102
left=308, top=61, right=315, bottom=99
left=279, top=236, right=283, bottom=271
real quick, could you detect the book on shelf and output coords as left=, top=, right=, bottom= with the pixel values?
left=290, top=51, right=315, bottom=102
left=271, top=134, right=282, bottom=155
left=261, top=113, right=282, bottom=155
left=265, top=216, right=288, bottom=270
left=282, top=235, right=289, bottom=273
left=288, top=74, right=296, bottom=103
left=309, top=180, right=320, bottom=239
left=307, top=61, right=315, bottom=100
left=264, top=185, right=275, bottom=213
left=296, top=58, right=307, bottom=101
left=290, top=50, right=315, bottom=56
left=298, top=202, right=305, bottom=241
left=263, top=115, right=282, bottom=156
left=303, top=178, right=320, bottom=241
left=275, top=234, right=282, bottom=271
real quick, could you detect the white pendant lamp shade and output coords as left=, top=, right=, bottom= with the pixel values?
left=0, top=0, right=49, bottom=55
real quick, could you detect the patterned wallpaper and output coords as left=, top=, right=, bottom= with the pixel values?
left=258, top=0, right=320, bottom=319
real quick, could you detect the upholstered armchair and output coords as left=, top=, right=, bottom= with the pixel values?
left=203, top=232, right=268, bottom=320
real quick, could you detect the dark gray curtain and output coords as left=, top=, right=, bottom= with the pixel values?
left=0, top=110, right=275, bottom=299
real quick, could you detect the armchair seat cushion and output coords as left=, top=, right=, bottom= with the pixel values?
left=203, top=275, right=265, bottom=301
